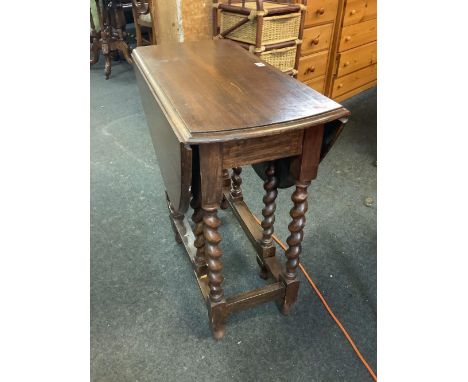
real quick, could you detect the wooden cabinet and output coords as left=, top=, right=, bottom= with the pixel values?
left=296, top=0, right=377, bottom=101
left=296, top=0, right=337, bottom=100
left=328, top=1, right=377, bottom=101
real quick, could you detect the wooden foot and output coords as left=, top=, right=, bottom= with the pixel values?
left=103, top=47, right=111, bottom=80
left=256, top=257, right=269, bottom=280
left=279, top=278, right=300, bottom=315
left=230, top=167, right=243, bottom=201
left=285, top=182, right=309, bottom=280
left=208, top=301, right=226, bottom=339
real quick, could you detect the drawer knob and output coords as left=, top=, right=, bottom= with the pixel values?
left=338, top=83, right=343, bottom=89
left=311, top=38, right=320, bottom=45
left=305, top=67, right=316, bottom=74
left=317, top=8, right=325, bottom=15
left=345, top=36, right=351, bottom=42
left=350, top=9, right=356, bottom=15
left=344, top=61, right=350, bottom=67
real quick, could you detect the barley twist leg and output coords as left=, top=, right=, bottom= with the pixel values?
left=285, top=182, right=309, bottom=280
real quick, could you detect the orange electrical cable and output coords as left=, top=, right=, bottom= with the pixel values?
left=253, top=216, right=377, bottom=382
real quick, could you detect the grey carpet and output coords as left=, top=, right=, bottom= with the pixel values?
left=91, top=58, right=376, bottom=382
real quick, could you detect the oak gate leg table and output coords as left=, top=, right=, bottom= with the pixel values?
left=133, top=40, right=349, bottom=339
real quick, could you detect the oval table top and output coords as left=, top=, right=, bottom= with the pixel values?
left=132, top=39, right=349, bottom=144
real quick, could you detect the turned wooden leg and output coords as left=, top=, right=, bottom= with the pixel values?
left=199, top=143, right=226, bottom=339
left=104, top=53, right=111, bottom=79
left=278, top=182, right=309, bottom=315
left=190, top=196, right=207, bottom=270
left=203, top=208, right=224, bottom=303
left=230, top=167, right=243, bottom=201
left=90, top=38, right=101, bottom=65
left=115, top=39, right=133, bottom=65
left=102, top=31, right=111, bottom=79
left=258, top=162, right=278, bottom=279
left=261, top=162, right=278, bottom=246
left=204, top=206, right=226, bottom=339
left=280, top=125, right=324, bottom=315
left=285, top=182, right=309, bottom=280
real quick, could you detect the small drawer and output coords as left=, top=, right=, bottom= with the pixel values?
left=332, top=64, right=376, bottom=98
left=343, top=0, right=377, bottom=26
left=301, top=23, right=333, bottom=56
left=305, top=76, right=326, bottom=94
left=333, top=80, right=376, bottom=102
left=297, top=50, right=329, bottom=81
left=339, top=18, right=377, bottom=52
left=304, top=0, right=338, bottom=27
left=336, top=41, right=376, bottom=77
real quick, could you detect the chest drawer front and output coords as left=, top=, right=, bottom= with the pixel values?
left=339, top=18, right=377, bottom=52
left=332, top=63, right=376, bottom=97
left=343, top=0, right=377, bottom=26
left=297, top=50, right=329, bottom=81
left=305, top=75, right=326, bottom=94
left=336, top=41, right=377, bottom=77
left=301, top=23, right=333, bottom=56
left=305, top=0, right=338, bottom=27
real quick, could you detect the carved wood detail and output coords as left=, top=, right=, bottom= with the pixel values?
left=285, top=182, right=309, bottom=279
left=261, top=162, right=278, bottom=246
left=203, top=208, right=224, bottom=303
left=230, top=167, right=243, bottom=201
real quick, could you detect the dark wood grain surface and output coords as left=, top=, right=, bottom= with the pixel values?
left=132, top=39, right=348, bottom=143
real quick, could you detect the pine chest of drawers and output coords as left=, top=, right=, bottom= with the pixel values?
left=296, top=0, right=377, bottom=101
left=328, top=1, right=377, bottom=101
left=296, top=0, right=339, bottom=94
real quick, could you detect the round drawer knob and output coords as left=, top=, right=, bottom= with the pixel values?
left=350, top=9, right=356, bottom=15
left=311, top=38, right=320, bottom=45
left=338, top=83, right=343, bottom=89
left=345, top=36, right=351, bottom=42
left=344, top=61, right=350, bottom=67
left=317, top=8, right=325, bottom=15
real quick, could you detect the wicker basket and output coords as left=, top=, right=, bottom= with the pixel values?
left=220, top=11, right=301, bottom=45
left=259, top=45, right=297, bottom=73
